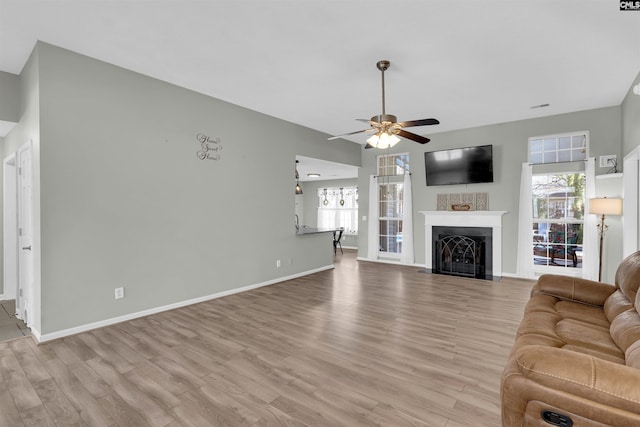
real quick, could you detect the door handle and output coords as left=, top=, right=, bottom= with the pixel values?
left=22, top=245, right=31, bottom=251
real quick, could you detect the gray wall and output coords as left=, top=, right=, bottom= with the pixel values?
left=3, top=42, right=360, bottom=336
left=0, top=71, right=20, bottom=123
left=300, top=178, right=359, bottom=248
left=358, top=106, right=623, bottom=276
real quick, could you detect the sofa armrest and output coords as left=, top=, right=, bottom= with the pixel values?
left=534, top=274, right=616, bottom=306
left=512, top=345, right=640, bottom=414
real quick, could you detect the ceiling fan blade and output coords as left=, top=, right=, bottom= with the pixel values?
left=397, top=129, right=431, bottom=144
left=327, top=129, right=374, bottom=140
left=397, top=118, right=440, bottom=128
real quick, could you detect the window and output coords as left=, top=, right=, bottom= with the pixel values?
left=378, top=153, right=409, bottom=176
left=317, top=187, right=358, bottom=234
left=528, top=132, right=587, bottom=165
left=377, top=153, right=409, bottom=256
left=532, top=173, right=585, bottom=270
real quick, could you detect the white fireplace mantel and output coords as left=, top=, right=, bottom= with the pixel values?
left=420, top=211, right=507, bottom=277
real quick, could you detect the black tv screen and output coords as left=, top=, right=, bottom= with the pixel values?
left=425, top=145, right=494, bottom=186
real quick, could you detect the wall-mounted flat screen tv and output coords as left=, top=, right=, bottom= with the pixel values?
left=424, top=144, right=494, bottom=186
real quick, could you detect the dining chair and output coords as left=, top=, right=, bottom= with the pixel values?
left=333, top=229, right=344, bottom=255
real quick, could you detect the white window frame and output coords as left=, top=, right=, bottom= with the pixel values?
left=528, top=131, right=589, bottom=165
left=532, top=171, right=586, bottom=277
left=317, top=186, right=358, bottom=234
left=377, top=153, right=409, bottom=258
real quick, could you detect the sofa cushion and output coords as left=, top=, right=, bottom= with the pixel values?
left=610, top=309, right=640, bottom=354
left=537, top=274, right=616, bottom=306
left=555, top=300, right=610, bottom=328
left=615, top=252, right=640, bottom=303
left=516, top=310, right=562, bottom=340
left=556, top=318, right=624, bottom=359
left=604, top=290, right=635, bottom=322
left=525, top=294, right=609, bottom=327
left=626, top=340, right=640, bottom=369
left=561, top=345, right=625, bottom=364
left=513, top=345, right=640, bottom=416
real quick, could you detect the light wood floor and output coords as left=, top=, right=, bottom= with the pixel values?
left=0, top=300, right=31, bottom=342
left=0, top=250, right=534, bottom=426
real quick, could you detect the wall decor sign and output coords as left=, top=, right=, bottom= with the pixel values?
left=196, top=133, right=222, bottom=160
left=437, top=192, right=489, bottom=211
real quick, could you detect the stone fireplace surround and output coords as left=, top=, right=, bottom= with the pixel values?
left=420, top=211, right=507, bottom=278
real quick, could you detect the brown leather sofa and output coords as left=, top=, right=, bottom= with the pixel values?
left=501, top=251, right=640, bottom=426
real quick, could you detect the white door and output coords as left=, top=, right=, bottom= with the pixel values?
left=623, top=147, right=640, bottom=257
left=17, top=143, right=33, bottom=327
left=3, top=154, right=18, bottom=302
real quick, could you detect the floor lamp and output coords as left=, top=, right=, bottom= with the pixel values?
left=589, top=197, right=622, bottom=282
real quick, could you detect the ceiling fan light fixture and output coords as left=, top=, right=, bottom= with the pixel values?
left=328, top=60, right=439, bottom=146
left=367, top=132, right=400, bottom=149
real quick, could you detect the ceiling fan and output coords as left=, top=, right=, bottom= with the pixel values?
left=329, top=60, right=440, bottom=149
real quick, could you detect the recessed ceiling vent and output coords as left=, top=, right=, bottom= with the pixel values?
left=530, top=103, right=550, bottom=109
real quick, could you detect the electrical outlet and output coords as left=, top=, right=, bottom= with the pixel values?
left=276, top=259, right=281, bottom=268
left=287, top=258, right=292, bottom=265
left=115, top=287, right=124, bottom=299
left=599, top=154, right=617, bottom=168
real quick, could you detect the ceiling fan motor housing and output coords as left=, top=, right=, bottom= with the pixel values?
left=371, top=114, right=397, bottom=124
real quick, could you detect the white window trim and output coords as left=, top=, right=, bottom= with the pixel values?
left=376, top=153, right=409, bottom=258
left=377, top=152, right=410, bottom=176
left=317, top=186, right=358, bottom=235
left=528, top=130, right=590, bottom=165
left=531, top=169, right=586, bottom=276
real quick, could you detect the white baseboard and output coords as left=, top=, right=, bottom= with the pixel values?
left=0, top=293, right=4, bottom=300
left=356, top=256, right=426, bottom=269
left=501, top=272, right=526, bottom=279
left=35, top=264, right=335, bottom=343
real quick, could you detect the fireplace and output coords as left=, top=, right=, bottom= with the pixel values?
left=420, top=211, right=506, bottom=280
left=432, top=226, right=492, bottom=279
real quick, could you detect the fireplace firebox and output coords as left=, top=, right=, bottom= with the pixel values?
left=432, top=226, right=493, bottom=280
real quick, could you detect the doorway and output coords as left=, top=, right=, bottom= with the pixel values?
left=2, top=142, right=34, bottom=334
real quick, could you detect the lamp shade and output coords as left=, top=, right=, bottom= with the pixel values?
left=589, top=197, right=622, bottom=216
left=367, top=132, right=400, bottom=149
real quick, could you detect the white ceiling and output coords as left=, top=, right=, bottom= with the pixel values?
left=296, top=155, right=358, bottom=182
left=1, top=1, right=640, bottom=179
